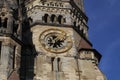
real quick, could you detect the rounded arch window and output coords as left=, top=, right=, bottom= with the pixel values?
left=44, top=14, right=49, bottom=23
left=51, top=14, right=56, bottom=23
left=58, top=15, right=63, bottom=24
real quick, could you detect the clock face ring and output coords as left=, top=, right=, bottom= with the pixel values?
left=39, top=29, right=72, bottom=53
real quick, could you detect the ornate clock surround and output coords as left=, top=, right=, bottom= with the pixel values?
left=39, top=28, right=72, bottom=53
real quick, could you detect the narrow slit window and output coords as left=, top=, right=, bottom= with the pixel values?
left=13, top=46, right=16, bottom=69
left=57, top=58, right=60, bottom=71
left=13, top=21, right=19, bottom=34
left=58, top=15, right=63, bottom=24
left=51, top=57, right=55, bottom=71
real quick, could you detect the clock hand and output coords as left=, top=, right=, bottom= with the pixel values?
left=55, top=33, right=66, bottom=41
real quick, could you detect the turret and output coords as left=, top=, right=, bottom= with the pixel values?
left=0, top=0, right=22, bottom=80
left=0, top=0, right=22, bottom=39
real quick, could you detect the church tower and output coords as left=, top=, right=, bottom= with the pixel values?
left=20, top=0, right=106, bottom=80
left=0, top=0, right=22, bottom=80
left=0, top=0, right=105, bottom=80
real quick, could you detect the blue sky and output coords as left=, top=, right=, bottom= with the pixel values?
left=84, top=0, right=120, bottom=80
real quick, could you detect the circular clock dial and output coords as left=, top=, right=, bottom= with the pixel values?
left=40, top=29, right=72, bottom=53
left=45, top=33, right=65, bottom=49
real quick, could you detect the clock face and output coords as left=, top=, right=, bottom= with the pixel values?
left=40, top=29, right=72, bottom=53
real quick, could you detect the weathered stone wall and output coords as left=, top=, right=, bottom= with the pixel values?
left=0, top=37, right=21, bottom=80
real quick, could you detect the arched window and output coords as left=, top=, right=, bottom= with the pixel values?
left=3, top=18, right=8, bottom=28
left=51, top=14, right=56, bottom=23
left=58, top=15, right=63, bottom=24
left=44, top=14, right=49, bottom=23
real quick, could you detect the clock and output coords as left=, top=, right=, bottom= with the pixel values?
left=39, top=29, right=72, bottom=53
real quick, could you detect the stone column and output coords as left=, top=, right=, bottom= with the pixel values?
left=0, top=45, right=10, bottom=80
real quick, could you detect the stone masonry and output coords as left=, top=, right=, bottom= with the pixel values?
left=0, top=0, right=106, bottom=80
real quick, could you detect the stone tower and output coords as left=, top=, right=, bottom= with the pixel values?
left=20, top=0, right=106, bottom=80
left=0, top=0, right=22, bottom=80
left=0, top=0, right=106, bottom=80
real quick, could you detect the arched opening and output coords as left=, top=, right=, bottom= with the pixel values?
left=44, top=14, right=49, bottom=23
left=58, top=15, right=63, bottom=24
left=3, top=18, right=8, bottom=28
left=51, top=14, right=56, bottom=23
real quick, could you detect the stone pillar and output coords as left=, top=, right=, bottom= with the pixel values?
left=0, top=45, right=10, bottom=80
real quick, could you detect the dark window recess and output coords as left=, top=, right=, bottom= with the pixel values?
left=0, top=18, right=1, bottom=27
left=74, top=22, right=76, bottom=27
left=51, top=57, right=55, bottom=71
left=57, top=58, right=60, bottom=71
left=44, top=14, right=49, bottom=23
left=3, top=18, right=8, bottom=28
left=77, top=25, right=80, bottom=30
left=58, top=15, right=63, bottom=24
left=51, top=14, right=56, bottom=23
left=12, top=46, right=16, bottom=69
left=13, top=21, right=19, bottom=33
left=63, top=18, right=66, bottom=23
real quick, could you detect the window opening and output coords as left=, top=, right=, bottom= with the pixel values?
left=44, top=14, right=49, bottom=23
left=58, top=15, right=63, bottom=24
left=51, top=14, right=56, bottom=23
left=57, top=58, right=60, bottom=71
left=12, top=46, right=16, bottom=69
left=51, top=57, right=55, bottom=71
left=3, top=18, right=8, bottom=28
